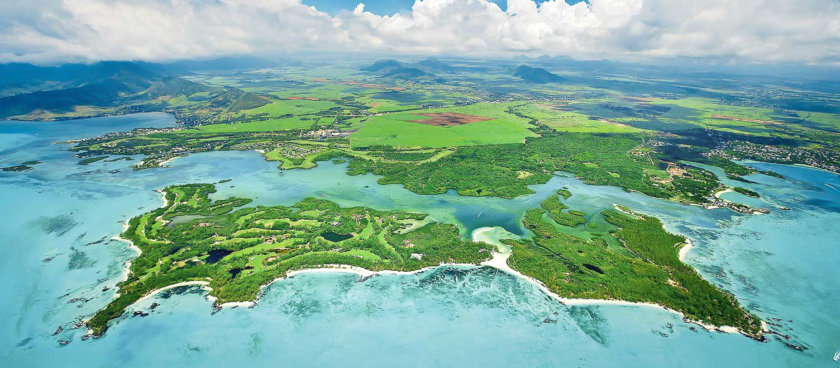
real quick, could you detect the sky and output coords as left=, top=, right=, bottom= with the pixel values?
left=304, top=0, right=588, bottom=14
left=0, top=0, right=838, bottom=66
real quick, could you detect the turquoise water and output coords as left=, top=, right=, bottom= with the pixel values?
left=1, top=113, right=839, bottom=367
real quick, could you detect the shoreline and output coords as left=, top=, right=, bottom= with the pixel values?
left=791, top=163, right=840, bottom=175
left=714, top=188, right=734, bottom=199
left=157, top=156, right=179, bottom=167
left=101, top=219, right=758, bottom=340
left=90, top=253, right=752, bottom=339
left=156, top=189, right=169, bottom=208
left=109, top=219, right=140, bottom=291
left=478, top=251, right=747, bottom=336
left=678, top=238, right=693, bottom=262
left=133, top=281, right=211, bottom=306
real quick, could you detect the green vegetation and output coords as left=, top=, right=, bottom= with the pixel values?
left=541, top=192, right=586, bottom=227
left=72, top=130, right=300, bottom=169
left=78, top=156, right=109, bottom=165
left=507, top=196, right=762, bottom=337
left=557, top=189, right=573, bottom=199
left=75, top=126, right=725, bottom=205
left=194, top=117, right=322, bottom=133
left=350, top=103, right=537, bottom=148
left=263, top=142, right=338, bottom=170
left=2, top=160, right=41, bottom=171
left=1, top=165, right=33, bottom=172
left=348, top=133, right=721, bottom=203
left=90, top=184, right=762, bottom=338
left=513, top=103, right=646, bottom=134
left=88, top=184, right=492, bottom=336
left=733, top=187, right=760, bottom=198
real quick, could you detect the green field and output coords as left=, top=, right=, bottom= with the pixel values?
left=350, top=103, right=537, bottom=148
left=514, top=103, right=647, bottom=133
left=237, top=99, right=340, bottom=117
left=194, top=117, right=325, bottom=133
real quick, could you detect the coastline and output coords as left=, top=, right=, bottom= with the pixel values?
left=678, top=239, right=693, bottom=262
left=156, top=189, right=169, bottom=207
left=791, top=163, right=840, bottom=175
left=714, top=188, right=734, bottom=199
left=158, top=156, right=178, bottom=167
left=480, top=250, right=747, bottom=336
left=99, top=189, right=165, bottom=304
left=109, top=219, right=141, bottom=292
left=133, top=281, right=211, bottom=306
left=101, top=218, right=758, bottom=340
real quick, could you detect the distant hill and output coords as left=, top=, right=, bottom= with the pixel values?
left=382, top=67, right=428, bottom=79
left=141, top=76, right=220, bottom=99
left=360, top=59, right=459, bottom=80
left=0, top=61, right=164, bottom=97
left=207, top=88, right=273, bottom=112
left=160, top=56, right=278, bottom=74
left=415, top=58, right=456, bottom=73
left=0, top=62, right=162, bottom=118
left=0, top=61, right=253, bottom=119
left=513, top=65, right=564, bottom=83
left=360, top=59, right=404, bottom=73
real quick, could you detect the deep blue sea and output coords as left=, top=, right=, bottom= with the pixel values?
left=1, top=113, right=839, bottom=367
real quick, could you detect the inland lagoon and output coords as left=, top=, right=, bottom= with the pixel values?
left=2, top=114, right=839, bottom=367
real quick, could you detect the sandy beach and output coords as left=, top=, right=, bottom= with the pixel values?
left=133, top=281, right=211, bottom=306
left=157, top=156, right=178, bottom=167
left=156, top=189, right=169, bottom=208
left=714, top=188, right=734, bottom=199
left=678, top=238, right=694, bottom=262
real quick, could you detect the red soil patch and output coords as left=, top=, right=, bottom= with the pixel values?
left=408, top=112, right=493, bottom=127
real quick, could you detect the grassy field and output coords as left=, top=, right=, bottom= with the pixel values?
left=795, top=111, right=840, bottom=132
left=514, top=103, right=647, bottom=133
left=237, top=99, right=339, bottom=117
left=350, top=103, right=537, bottom=148
left=194, top=117, right=325, bottom=133
left=267, top=83, right=357, bottom=100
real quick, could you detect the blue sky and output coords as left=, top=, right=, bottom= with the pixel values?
left=305, top=0, right=588, bottom=15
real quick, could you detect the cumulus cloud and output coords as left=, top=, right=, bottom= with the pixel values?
left=0, top=0, right=838, bottom=65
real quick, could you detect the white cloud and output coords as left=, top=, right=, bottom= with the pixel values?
left=0, top=0, right=838, bottom=65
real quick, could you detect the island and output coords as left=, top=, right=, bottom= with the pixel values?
left=88, top=186, right=763, bottom=340
left=87, top=184, right=491, bottom=336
